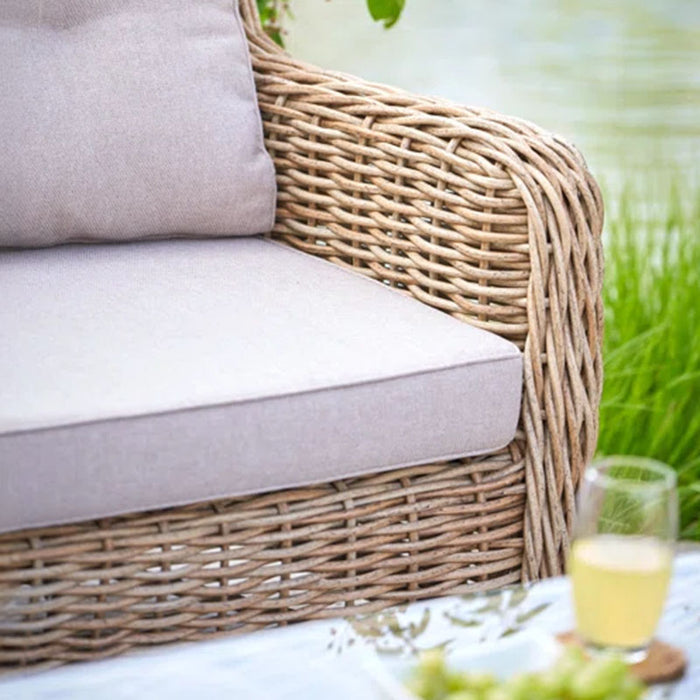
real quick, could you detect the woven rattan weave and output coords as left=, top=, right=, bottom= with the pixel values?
left=0, top=0, right=604, bottom=671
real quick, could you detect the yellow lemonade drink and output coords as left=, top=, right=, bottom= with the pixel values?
left=569, top=535, right=672, bottom=649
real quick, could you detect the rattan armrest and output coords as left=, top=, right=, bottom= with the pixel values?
left=241, top=0, right=604, bottom=579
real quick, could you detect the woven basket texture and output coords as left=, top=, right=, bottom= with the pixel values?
left=0, top=0, right=604, bottom=671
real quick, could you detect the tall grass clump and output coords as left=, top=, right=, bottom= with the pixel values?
left=598, top=185, right=700, bottom=539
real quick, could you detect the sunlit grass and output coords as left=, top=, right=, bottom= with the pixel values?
left=598, top=184, right=700, bottom=539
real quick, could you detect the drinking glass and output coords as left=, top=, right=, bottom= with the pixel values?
left=569, top=456, right=678, bottom=662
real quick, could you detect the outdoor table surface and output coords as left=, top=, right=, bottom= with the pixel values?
left=1, top=552, right=698, bottom=699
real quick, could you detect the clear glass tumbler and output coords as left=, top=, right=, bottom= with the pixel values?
left=569, top=456, right=678, bottom=662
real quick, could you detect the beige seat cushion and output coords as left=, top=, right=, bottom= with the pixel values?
left=0, top=238, right=522, bottom=533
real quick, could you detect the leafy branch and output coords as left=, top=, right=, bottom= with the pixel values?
left=256, top=0, right=289, bottom=46
left=256, top=0, right=405, bottom=46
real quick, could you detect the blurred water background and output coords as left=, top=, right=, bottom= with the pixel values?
left=286, top=0, right=700, bottom=209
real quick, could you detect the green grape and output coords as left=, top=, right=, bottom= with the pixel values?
left=408, top=650, right=449, bottom=700
left=444, top=691, right=480, bottom=700
left=460, top=671, right=497, bottom=692
left=445, top=671, right=469, bottom=694
left=617, top=673, right=646, bottom=700
left=555, top=648, right=588, bottom=683
left=482, top=689, right=513, bottom=700
left=503, top=672, right=545, bottom=700
left=570, top=655, right=629, bottom=699
left=537, top=667, right=569, bottom=696
left=404, top=645, right=647, bottom=700
left=406, top=675, right=439, bottom=700
left=418, top=649, right=448, bottom=677
left=558, top=645, right=588, bottom=673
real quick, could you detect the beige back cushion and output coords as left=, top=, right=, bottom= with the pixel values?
left=0, top=0, right=276, bottom=247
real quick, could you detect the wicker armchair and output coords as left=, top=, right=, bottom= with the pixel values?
left=0, top=0, right=603, bottom=671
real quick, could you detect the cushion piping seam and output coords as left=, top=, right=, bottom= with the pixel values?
left=1, top=355, right=522, bottom=437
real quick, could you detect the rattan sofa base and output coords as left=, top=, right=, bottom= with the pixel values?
left=1, top=445, right=525, bottom=670
left=0, top=0, right=603, bottom=672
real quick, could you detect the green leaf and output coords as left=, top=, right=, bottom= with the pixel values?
left=269, top=29, right=284, bottom=47
left=514, top=602, right=550, bottom=625
left=408, top=609, right=431, bottom=639
left=508, top=587, right=529, bottom=609
left=256, top=0, right=286, bottom=47
left=443, top=612, right=480, bottom=628
left=366, top=0, right=405, bottom=28
left=472, top=591, right=505, bottom=614
left=256, top=0, right=271, bottom=20
left=349, top=619, right=382, bottom=638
